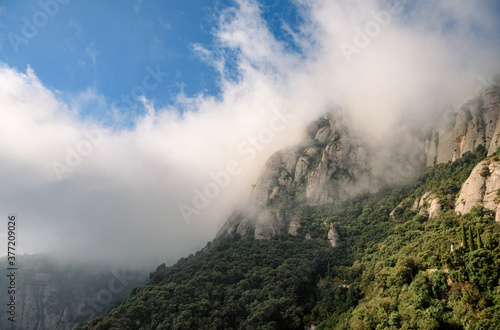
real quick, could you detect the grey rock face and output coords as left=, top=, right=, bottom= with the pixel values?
left=411, top=192, right=442, bottom=219
left=294, top=147, right=318, bottom=182
left=288, top=217, right=301, bottom=236
left=217, top=84, right=500, bottom=242
left=217, top=112, right=363, bottom=243
left=0, top=255, right=147, bottom=330
left=252, top=147, right=298, bottom=205
left=328, top=224, right=340, bottom=247
left=455, top=160, right=500, bottom=217
left=254, top=210, right=278, bottom=240
left=428, top=198, right=443, bottom=219
left=425, top=86, right=500, bottom=166
left=252, top=112, right=372, bottom=208
left=315, top=126, right=332, bottom=144
left=305, top=142, right=343, bottom=205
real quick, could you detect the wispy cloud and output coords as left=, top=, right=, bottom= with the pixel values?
left=67, top=19, right=83, bottom=34
left=134, top=0, right=144, bottom=14
left=85, top=42, right=98, bottom=67
left=158, top=18, right=171, bottom=30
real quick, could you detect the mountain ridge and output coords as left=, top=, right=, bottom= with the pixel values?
left=217, top=83, right=500, bottom=243
left=78, top=83, right=500, bottom=329
left=80, top=144, right=500, bottom=329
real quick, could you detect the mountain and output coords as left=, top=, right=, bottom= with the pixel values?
left=0, top=255, right=148, bottom=330
left=79, top=84, right=500, bottom=329
left=217, top=111, right=378, bottom=242
left=218, top=85, right=500, bottom=242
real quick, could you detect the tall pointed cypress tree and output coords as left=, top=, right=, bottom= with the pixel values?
left=468, top=226, right=476, bottom=252
left=477, top=227, right=484, bottom=249
left=462, top=223, right=467, bottom=249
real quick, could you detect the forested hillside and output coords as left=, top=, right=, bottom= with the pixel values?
left=79, top=146, right=500, bottom=329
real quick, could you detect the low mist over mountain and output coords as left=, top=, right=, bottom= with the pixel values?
left=1, top=0, right=500, bottom=329
left=0, top=255, right=148, bottom=330
left=80, top=82, right=500, bottom=329
left=217, top=84, right=500, bottom=243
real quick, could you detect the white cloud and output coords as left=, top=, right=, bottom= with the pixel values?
left=0, top=0, right=499, bottom=266
left=85, top=42, right=99, bottom=67
left=134, top=0, right=144, bottom=14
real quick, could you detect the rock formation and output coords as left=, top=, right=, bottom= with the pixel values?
left=249, top=112, right=374, bottom=208
left=410, top=192, right=443, bottom=219
left=288, top=217, right=301, bottom=236
left=328, top=225, right=340, bottom=247
left=218, top=112, right=373, bottom=243
left=218, top=83, right=500, bottom=242
left=455, top=159, right=500, bottom=222
left=424, top=86, right=500, bottom=166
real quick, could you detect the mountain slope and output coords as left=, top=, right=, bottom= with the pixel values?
left=217, top=111, right=400, bottom=243
left=78, top=85, right=500, bottom=329
left=79, top=144, right=500, bottom=329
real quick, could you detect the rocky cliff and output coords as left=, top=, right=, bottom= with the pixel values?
left=218, top=111, right=382, bottom=243
left=251, top=112, right=375, bottom=207
left=424, top=85, right=500, bottom=166
left=0, top=255, right=147, bottom=330
left=218, top=83, right=500, bottom=242
left=455, top=158, right=500, bottom=222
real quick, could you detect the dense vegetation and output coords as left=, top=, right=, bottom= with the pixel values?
left=81, top=146, right=500, bottom=329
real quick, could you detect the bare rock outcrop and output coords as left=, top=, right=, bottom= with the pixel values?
left=328, top=224, right=340, bottom=247
left=455, top=160, right=500, bottom=218
left=250, top=111, right=374, bottom=209
left=254, top=210, right=277, bottom=240
left=252, top=148, right=298, bottom=205
left=217, top=211, right=246, bottom=237
left=411, top=192, right=443, bottom=219
left=218, top=84, right=500, bottom=241
left=288, top=217, right=301, bottom=236
left=428, top=198, right=443, bottom=219
left=294, top=147, right=318, bottom=182
left=425, top=86, right=500, bottom=166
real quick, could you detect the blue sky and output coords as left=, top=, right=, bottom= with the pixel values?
left=1, top=0, right=226, bottom=121
left=0, top=0, right=303, bottom=126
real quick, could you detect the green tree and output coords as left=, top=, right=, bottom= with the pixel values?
left=477, top=226, right=484, bottom=249
left=468, top=226, right=476, bottom=252
left=462, top=223, right=467, bottom=249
